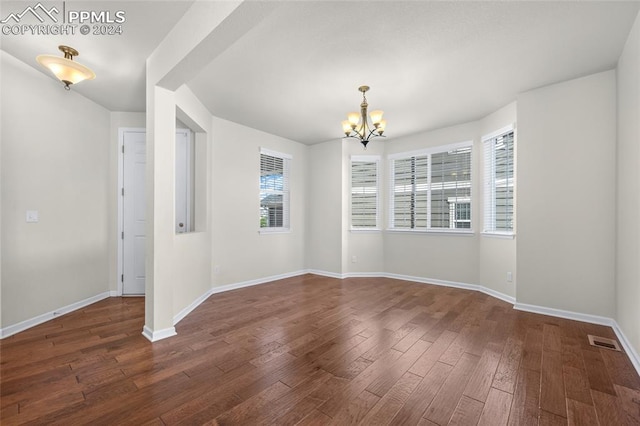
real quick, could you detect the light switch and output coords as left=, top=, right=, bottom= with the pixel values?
left=26, top=210, right=39, bottom=223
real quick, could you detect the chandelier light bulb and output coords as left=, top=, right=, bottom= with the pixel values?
left=377, top=119, right=387, bottom=134
left=347, top=112, right=360, bottom=128
left=342, top=120, right=352, bottom=136
left=370, top=110, right=384, bottom=126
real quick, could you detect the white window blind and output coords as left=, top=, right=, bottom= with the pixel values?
left=260, top=148, right=291, bottom=231
left=483, top=128, right=514, bottom=233
left=430, top=147, right=472, bottom=229
left=389, top=142, right=472, bottom=231
left=351, top=156, right=380, bottom=229
left=391, top=155, right=429, bottom=229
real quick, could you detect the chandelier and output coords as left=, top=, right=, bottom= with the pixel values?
left=341, top=85, right=387, bottom=148
left=36, top=45, right=96, bottom=90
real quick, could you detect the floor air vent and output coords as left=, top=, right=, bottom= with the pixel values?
left=588, top=335, right=622, bottom=352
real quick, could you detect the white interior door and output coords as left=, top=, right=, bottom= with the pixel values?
left=123, top=130, right=146, bottom=295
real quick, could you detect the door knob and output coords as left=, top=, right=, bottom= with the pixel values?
left=179, top=223, right=184, bottom=228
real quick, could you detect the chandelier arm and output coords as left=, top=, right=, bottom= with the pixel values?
left=366, top=127, right=385, bottom=141
left=343, top=131, right=386, bottom=141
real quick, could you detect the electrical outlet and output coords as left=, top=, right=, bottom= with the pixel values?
left=507, top=272, right=513, bottom=282
left=351, top=256, right=357, bottom=263
left=26, top=210, right=39, bottom=223
left=214, top=265, right=221, bottom=275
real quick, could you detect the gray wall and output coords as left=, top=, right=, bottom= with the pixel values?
left=616, top=13, right=640, bottom=353
left=517, top=70, right=617, bottom=317
left=1, top=51, right=111, bottom=327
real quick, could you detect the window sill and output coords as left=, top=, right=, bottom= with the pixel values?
left=481, top=232, right=515, bottom=239
left=386, top=229, right=475, bottom=237
left=350, top=228, right=382, bottom=234
left=259, top=228, right=291, bottom=235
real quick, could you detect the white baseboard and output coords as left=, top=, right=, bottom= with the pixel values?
left=4, top=271, right=638, bottom=377
left=305, top=270, right=640, bottom=374
left=172, top=270, right=309, bottom=327
left=173, top=288, right=215, bottom=326
left=305, top=269, right=344, bottom=279
left=309, top=269, right=517, bottom=305
left=383, top=272, right=517, bottom=305
left=612, top=320, right=640, bottom=375
left=514, top=302, right=640, bottom=376
left=211, top=269, right=309, bottom=296
left=142, top=325, right=176, bottom=342
left=343, top=272, right=388, bottom=278
left=0, top=291, right=112, bottom=339
left=513, top=302, right=613, bottom=326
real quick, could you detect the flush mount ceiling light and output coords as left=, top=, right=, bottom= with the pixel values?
left=36, top=45, right=96, bottom=90
left=341, top=85, right=387, bottom=149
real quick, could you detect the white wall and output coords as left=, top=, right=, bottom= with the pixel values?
left=517, top=70, right=617, bottom=317
left=143, top=82, right=216, bottom=335
left=171, top=86, right=213, bottom=319
left=142, top=0, right=283, bottom=339
left=616, top=12, right=640, bottom=353
left=212, top=116, right=307, bottom=285
left=1, top=51, right=111, bottom=328
left=343, top=140, right=385, bottom=275
left=306, top=140, right=343, bottom=274
left=478, top=102, right=517, bottom=298
left=383, top=122, right=480, bottom=284
left=337, top=109, right=518, bottom=295
left=322, top=108, right=518, bottom=294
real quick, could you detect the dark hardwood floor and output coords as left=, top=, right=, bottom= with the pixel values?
left=2, top=274, right=640, bottom=425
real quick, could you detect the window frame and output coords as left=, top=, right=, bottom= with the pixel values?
left=259, top=147, right=292, bottom=234
left=388, top=141, right=474, bottom=234
left=448, top=197, right=471, bottom=229
left=350, top=155, right=381, bottom=232
left=482, top=125, right=515, bottom=237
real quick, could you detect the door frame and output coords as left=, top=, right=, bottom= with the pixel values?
left=175, top=128, right=192, bottom=234
left=117, top=127, right=145, bottom=296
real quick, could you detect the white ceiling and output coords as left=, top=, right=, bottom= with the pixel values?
left=0, top=1, right=193, bottom=111
left=2, top=1, right=639, bottom=144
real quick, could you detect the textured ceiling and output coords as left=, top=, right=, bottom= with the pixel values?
left=2, top=1, right=639, bottom=144
left=187, top=1, right=640, bottom=144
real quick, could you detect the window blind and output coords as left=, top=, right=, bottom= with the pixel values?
left=389, top=142, right=472, bottom=231
left=431, top=147, right=472, bottom=229
left=391, top=155, right=429, bottom=229
left=260, top=148, right=291, bottom=230
left=351, top=156, right=380, bottom=229
left=483, top=130, right=514, bottom=233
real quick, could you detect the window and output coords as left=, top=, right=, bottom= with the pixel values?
left=483, top=127, right=514, bottom=234
left=260, top=148, right=291, bottom=231
left=449, top=197, right=471, bottom=229
left=389, top=142, right=472, bottom=231
left=351, top=156, right=380, bottom=230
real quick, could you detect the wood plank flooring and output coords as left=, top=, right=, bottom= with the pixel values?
left=2, top=274, right=640, bottom=425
